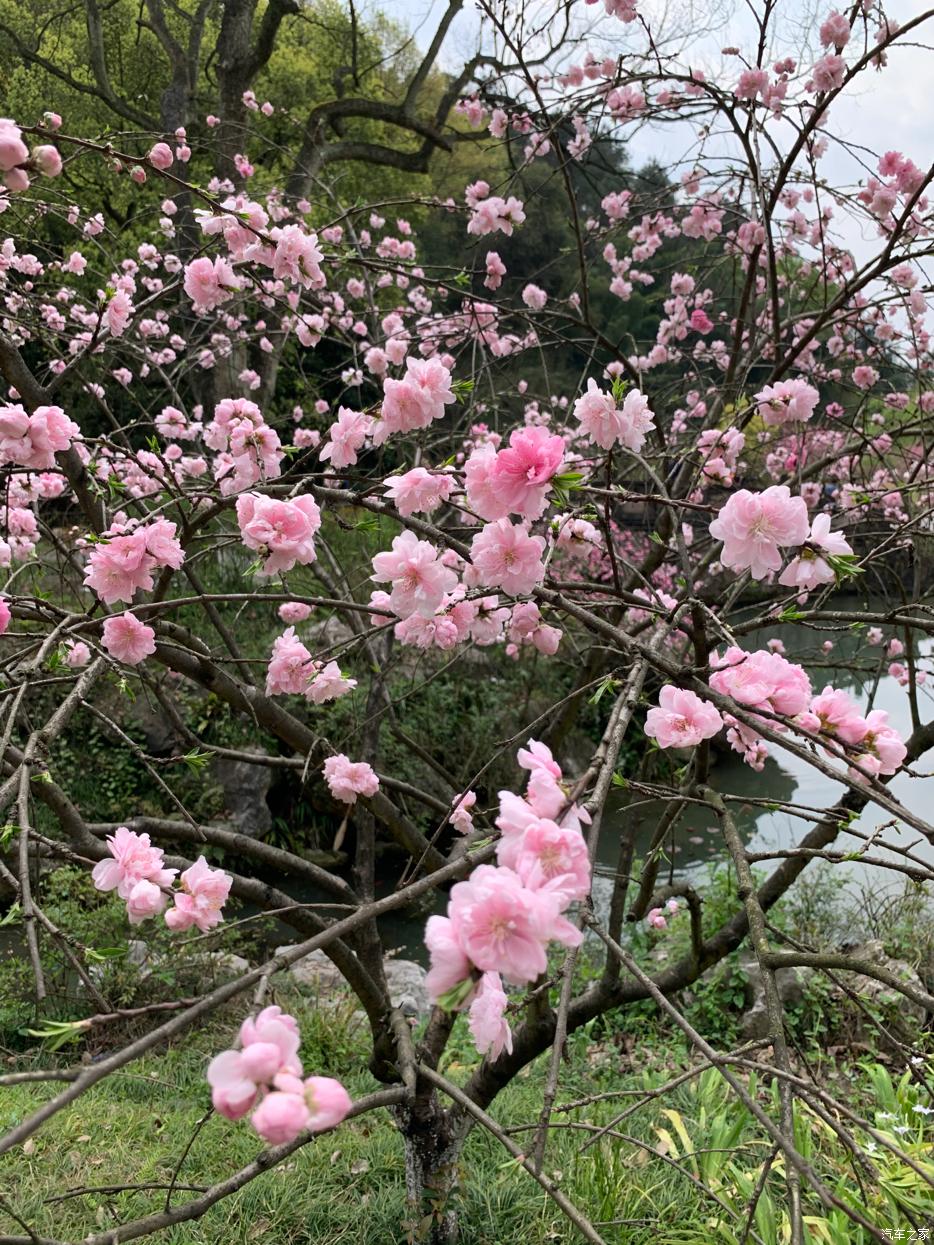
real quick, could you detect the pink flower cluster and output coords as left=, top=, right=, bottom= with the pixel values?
left=323, top=754, right=380, bottom=804
left=0, top=404, right=80, bottom=469
left=425, top=741, right=590, bottom=1058
left=755, top=379, right=820, bottom=426
left=265, top=627, right=356, bottom=702
left=92, top=828, right=230, bottom=931
left=573, top=380, right=656, bottom=452
left=376, top=357, right=455, bottom=445
left=206, top=398, right=283, bottom=495
left=802, top=687, right=907, bottom=779
left=708, top=486, right=809, bottom=580
left=208, top=1007, right=351, bottom=1145
left=709, top=646, right=811, bottom=767
left=235, top=492, right=321, bottom=575
left=465, top=426, right=565, bottom=521
left=84, top=517, right=185, bottom=604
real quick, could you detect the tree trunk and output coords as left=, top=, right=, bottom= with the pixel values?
left=395, top=1100, right=462, bottom=1244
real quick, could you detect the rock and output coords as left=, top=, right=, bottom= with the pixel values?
left=211, top=749, right=272, bottom=838
left=739, top=949, right=806, bottom=1041
left=129, top=700, right=185, bottom=755
left=283, top=947, right=430, bottom=1018
left=739, top=940, right=928, bottom=1046
left=834, top=939, right=928, bottom=1045
left=385, top=958, right=430, bottom=1019
left=307, top=614, right=355, bottom=652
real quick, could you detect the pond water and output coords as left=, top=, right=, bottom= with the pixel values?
left=380, top=599, right=934, bottom=960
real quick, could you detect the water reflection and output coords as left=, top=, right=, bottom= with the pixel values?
left=595, top=599, right=934, bottom=914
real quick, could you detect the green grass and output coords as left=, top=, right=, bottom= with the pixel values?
left=3, top=989, right=933, bottom=1245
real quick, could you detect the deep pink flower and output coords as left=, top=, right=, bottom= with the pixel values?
left=480, top=426, right=565, bottom=520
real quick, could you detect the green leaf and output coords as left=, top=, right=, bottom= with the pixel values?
left=22, top=1018, right=91, bottom=1051
left=0, top=901, right=22, bottom=927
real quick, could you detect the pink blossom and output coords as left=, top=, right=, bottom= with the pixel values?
left=266, top=627, right=314, bottom=696
left=708, top=486, right=809, bottom=579
left=806, top=686, right=866, bottom=742
left=304, top=1076, right=353, bottom=1131
left=383, top=468, right=455, bottom=516
left=710, top=647, right=812, bottom=716
left=376, top=358, right=455, bottom=444
left=819, top=11, right=851, bottom=47
left=467, top=195, right=526, bottom=237
left=0, top=404, right=80, bottom=470
left=0, top=597, right=12, bottom=635
left=92, top=826, right=176, bottom=900
left=251, top=1091, right=310, bottom=1144
left=32, top=145, right=62, bottom=177
left=319, top=407, right=373, bottom=469
left=476, top=426, right=566, bottom=521
left=164, top=856, right=232, bottom=933
left=812, top=54, right=846, bottom=92
left=65, top=641, right=91, bottom=667
left=450, top=790, right=477, bottom=835
left=323, top=754, right=379, bottom=804
left=522, top=283, right=547, bottom=310
left=573, top=380, right=655, bottom=452
left=278, top=601, right=312, bottom=623
left=183, top=256, right=239, bottom=312
left=755, top=379, right=819, bottom=425
left=207, top=1051, right=259, bottom=1120
left=778, top=513, right=853, bottom=591
left=148, top=143, right=174, bottom=170
left=371, top=530, right=457, bottom=618
left=271, top=225, right=324, bottom=289
left=101, top=611, right=157, bottom=665
left=425, top=913, right=472, bottom=1001
left=470, top=519, right=546, bottom=596
left=307, top=661, right=356, bottom=704
left=0, top=119, right=28, bottom=171
left=84, top=521, right=184, bottom=605
left=468, top=973, right=513, bottom=1058
left=644, top=686, right=723, bottom=748
left=510, top=818, right=591, bottom=903
left=106, top=290, right=134, bottom=337
left=126, top=879, right=167, bottom=924
left=450, top=864, right=581, bottom=985
left=235, top=493, right=321, bottom=575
